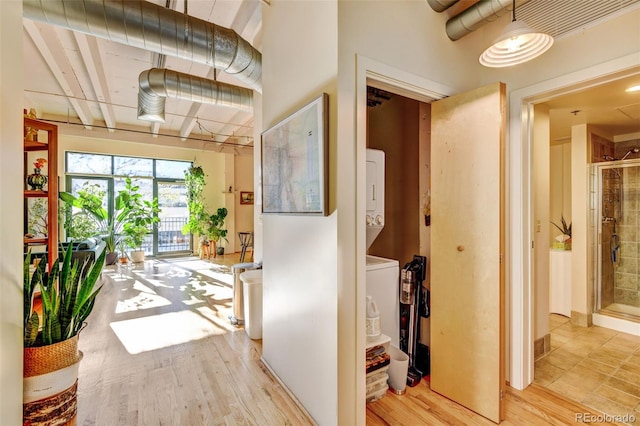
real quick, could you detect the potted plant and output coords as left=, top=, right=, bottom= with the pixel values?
left=61, top=178, right=161, bottom=264
left=120, top=177, right=161, bottom=263
left=551, top=215, right=572, bottom=250
left=23, top=247, right=106, bottom=425
left=206, top=207, right=228, bottom=257
left=182, top=164, right=209, bottom=253
left=60, top=183, right=120, bottom=265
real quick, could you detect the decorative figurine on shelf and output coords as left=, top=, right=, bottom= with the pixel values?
left=26, top=157, right=48, bottom=190
left=24, top=108, right=38, bottom=141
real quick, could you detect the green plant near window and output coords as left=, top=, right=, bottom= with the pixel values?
left=60, top=178, right=161, bottom=254
left=24, top=247, right=106, bottom=347
left=206, top=207, right=228, bottom=254
left=182, top=164, right=208, bottom=236
left=60, top=183, right=116, bottom=252
left=121, top=178, right=161, bottom=251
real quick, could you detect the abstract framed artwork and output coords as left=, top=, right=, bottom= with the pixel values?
left=261, top=93, right=329, bottom=215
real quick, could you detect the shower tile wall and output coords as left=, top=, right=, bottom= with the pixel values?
left=613, top=166, right=640, bottom=307
left=616, top=166, right=640, bottom=308
left=602, top=169, right=619, bottom=308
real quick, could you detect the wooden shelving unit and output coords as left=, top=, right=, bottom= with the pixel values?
left=23, top=116, right=58, bottom=271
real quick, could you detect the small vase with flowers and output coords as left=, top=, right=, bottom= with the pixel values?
left=26, top=158, right=48, bottom=191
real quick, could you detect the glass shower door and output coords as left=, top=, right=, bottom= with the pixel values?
left=596, top=162, right=640, bottom=319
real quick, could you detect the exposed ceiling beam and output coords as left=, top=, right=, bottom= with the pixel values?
left=39, top=113, right=254, bottom=156
left=72, top=33, right=116, bottom=132
left=23, top=20, right=94, bottom=129
left=232, top=0, right=260, bottom=38
left=217, top=115, right=254, bottom=146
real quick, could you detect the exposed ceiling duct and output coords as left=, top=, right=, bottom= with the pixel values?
left=22, top=0, right=262, bottom=93
left=138, top=68, right=254, bottom=123
left=426, top=0, right=460, bottom=13
left=443, top=0, right=513, bottom=41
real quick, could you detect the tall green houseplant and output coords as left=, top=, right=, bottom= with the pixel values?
left=60, top=178, right=161, bottom=262
left=206, top=207, right=228, bottom=256
left=182, top=164, right=208, bottom=237
left=121, top=177, right=161, bottom=251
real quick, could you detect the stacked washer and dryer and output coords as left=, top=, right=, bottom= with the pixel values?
left=365, top=149, right=399, bottom=347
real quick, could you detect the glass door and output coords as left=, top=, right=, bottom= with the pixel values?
left=157, top=181, right=190, bottom=254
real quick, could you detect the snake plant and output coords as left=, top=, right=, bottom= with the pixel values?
left=24, top=247, right=106, bottom=347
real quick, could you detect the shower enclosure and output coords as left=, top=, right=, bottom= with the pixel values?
left=592, top=159, right=640, bottom=320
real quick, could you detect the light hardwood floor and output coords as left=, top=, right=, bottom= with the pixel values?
left=77, top=254, right=313, bottom=425
left=78, top=255, right=629, bottom=425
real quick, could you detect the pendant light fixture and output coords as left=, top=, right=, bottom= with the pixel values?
left=479, top=0, right=553, bottom=68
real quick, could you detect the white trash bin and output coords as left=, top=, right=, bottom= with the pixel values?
left=230, top=262, right=260, bottom=325
left=240, top=269, right=263, bottom=340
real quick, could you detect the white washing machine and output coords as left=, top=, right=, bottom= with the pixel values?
left=366, top=255, right=399, bottom=347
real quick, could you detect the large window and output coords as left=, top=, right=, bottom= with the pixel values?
left=65, top=152, right=192, bottom=256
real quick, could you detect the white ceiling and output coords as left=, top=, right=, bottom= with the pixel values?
left=543, top=72, right=640, bottom=143
left=22, top=0, right=262, bottom=153
left=22, top=0, right=640, bottom=152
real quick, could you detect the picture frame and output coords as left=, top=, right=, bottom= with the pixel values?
left=240, top=191, right=254, bottom=205
left=261, top=93, right=329, bottom=215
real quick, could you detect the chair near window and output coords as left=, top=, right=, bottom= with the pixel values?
left=238, top=232, right=253, bottom=262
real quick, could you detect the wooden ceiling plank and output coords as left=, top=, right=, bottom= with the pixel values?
left=73, top=34, right=117, bottom=132
left=23, top=21, right=94, bottom=129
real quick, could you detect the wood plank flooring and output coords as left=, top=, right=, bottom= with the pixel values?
left=76, top=255, right=313, bottom=425
left=77, top=254, right=631, bottom=425
left=367, top=380, right=626, bottom=425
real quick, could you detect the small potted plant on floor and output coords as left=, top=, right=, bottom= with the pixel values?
left=205, top=207, right=228, bottom=257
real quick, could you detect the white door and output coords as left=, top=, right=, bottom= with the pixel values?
left=430, top=82, right=506, bottom=423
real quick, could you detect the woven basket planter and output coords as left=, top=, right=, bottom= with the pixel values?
left=23, top=335, right=82, bottom=425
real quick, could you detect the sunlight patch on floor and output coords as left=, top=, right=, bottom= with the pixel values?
left=115, top=281, right=170, bottom=314
left=195, top=268, right=233, bottom=286
left=110, top=309, right=228, bottom=354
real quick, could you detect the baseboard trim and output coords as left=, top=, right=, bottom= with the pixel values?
left=260, top=357, right=318, bottom=425
left=534, top=333, right=551, bottom=359
left=570, top=311, right=592, bottom=328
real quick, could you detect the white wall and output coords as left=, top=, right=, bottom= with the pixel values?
left=261, top=2, right=338, bottom=425
left=234, top=154, right=254, bottom=242
left=550, top=141, right=572, bottom=247
left=533, top=105, right=550, bottom=341
left=572, top=125, right=589, bottom=317
left=0, top=1, right=24, bottom=423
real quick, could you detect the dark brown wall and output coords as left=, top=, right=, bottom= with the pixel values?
left=367, top=92, right=420, bottom=266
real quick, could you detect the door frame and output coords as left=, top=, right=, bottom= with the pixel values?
left=511, top=52, right=640, bottom=389
left=355, top=55, right=454, bottom=423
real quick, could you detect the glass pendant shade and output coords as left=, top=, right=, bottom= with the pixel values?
left=480, top=20, right=553, bottom=68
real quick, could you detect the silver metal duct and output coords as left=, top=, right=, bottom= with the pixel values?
left=23, top=0, right=262, bottom=92
left=427, top=0, right=460, bottom=13
left=138, top=68, right=254, bottom=123
left=445, top=0, right=512, bottom=41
